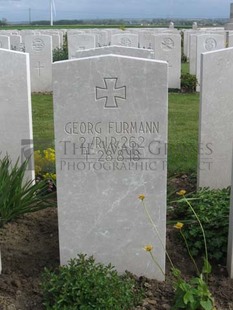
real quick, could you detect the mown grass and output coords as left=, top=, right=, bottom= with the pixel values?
left=32, top=90, right=199, bottom=176
left=181, top=62, right=189, bottom=74
left=32, top=93, right=54, bottom=150
left=168, top=92, right=199, bottom=175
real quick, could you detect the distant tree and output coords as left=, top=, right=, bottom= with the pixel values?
left=0, top=18, right=7, bottom=26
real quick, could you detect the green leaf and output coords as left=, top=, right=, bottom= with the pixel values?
left=200, top=299, right=213, bottom=310
left=202, top=259, right=212, bottom=274
left=183, top=291, right=194, bottom=305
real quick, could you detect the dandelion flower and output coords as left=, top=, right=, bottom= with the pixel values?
left=138, top=194, right=145, bottom=201
left=144, top=245, right=153, bottom=252
left=176, top=189, right=186, bottom=196
left=174, top=222, right=184, bottom=230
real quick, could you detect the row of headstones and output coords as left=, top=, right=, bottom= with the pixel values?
left=0, top=29, right=182, bottom=91
left=66, top=28, right=179, bottom=56
left=0, top=30, right=62, bottom=92
left=0, top=27, right=179, bottom=52
left=2, top=41, right=233, bottom=280
left=0, top=29, right=64, bottom=51
left=7, top=27, right=230, bottom=93
left=183, top=28, right=233, bottom=91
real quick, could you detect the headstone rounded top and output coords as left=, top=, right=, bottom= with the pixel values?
left=169, top=21, right=174, bottom=29
left=192, top=22, right=198, bottom=30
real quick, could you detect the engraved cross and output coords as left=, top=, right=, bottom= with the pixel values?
left=35, top=61, right=45, bottom=76
left=96, top=78, right=126, bottom=108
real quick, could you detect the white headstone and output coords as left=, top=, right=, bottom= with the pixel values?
left=25, top=35, right=52, bottom=92
left=68, top=34, right=96, bottom=58
left=92, top=30, right=108, bottom=47
left=139, top=31, right=156, bottom=49
left=153, top=34, right=181, bottom=89
left=111, top=33, right=139, bottom=47
left=189, top=34, right=197, bottom=75
left=53, top=54, right=168, bottom=281
left=0, top=49, right=34, bottom=180
left=228, top=33, right=233, bottom=47
left=75, top=45, right=154, bottom=59
left=10, top=35, right=22, bottom=51
left=192, top=22, right=198, bottom=30
left=51, top=34, right=61, bottom=50
left=0, top=35, right=10, bottom=49
left=196, top=34, right=225, bottom=91
left=169, top=22, right=174, bottom=29
left=198, top=47, right=233, bottom=189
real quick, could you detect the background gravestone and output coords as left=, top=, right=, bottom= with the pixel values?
left=53, top=54, right=168, bottom=281
left=198, top=47, right=233, bottom=189
left=189, top=34, right=197, bottom=75
left=196, top=34, right=225, bottom=91
left=25, top=35, right=52, bottom=92
left=111, top=33, right=139, bottom=47
left=0, top=35, right=10, bottom=49
left=75, top=46, right=154, bottom=59
left=0, top=49, right=34, bottom=180
left=68, top=33, right=96, bottom=58
left=153, top=33, right=181, bottom=89
left=139, top=31, right=156, bottom=49
left=9, top=35, right=22, bottom=51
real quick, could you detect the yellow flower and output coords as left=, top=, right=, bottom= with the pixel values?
left=138, top=194, right=145, bottom=201
left=144, top=245, right=153, bottom=252
left=174, top=222, right=184, bottom=230
left=177, top=189, right=186, bottom=196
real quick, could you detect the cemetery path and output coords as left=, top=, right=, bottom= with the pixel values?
left=0, top=203, right=232, bottom=309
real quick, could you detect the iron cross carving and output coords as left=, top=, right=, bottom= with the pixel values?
left=96, top=78, right=126, bottom=108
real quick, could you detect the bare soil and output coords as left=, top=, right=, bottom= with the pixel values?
left=0, top=175, right=232, bottom=310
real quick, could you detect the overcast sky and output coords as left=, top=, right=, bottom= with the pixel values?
left=0, top=0, right=232, bottom=22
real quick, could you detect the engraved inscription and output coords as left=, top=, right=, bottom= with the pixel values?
left=120, top=37, right=132, bottom=46
left=35, top=61, right=45, bottom=76
left=161, top=38, right=174, bottom=51
left=32, top=38, right=45, bottom=52
left=59, top=120, right=165, bottom=172
left=205, top=38, right=217, bottom=51
left=96, top=78, right=126, bottom=108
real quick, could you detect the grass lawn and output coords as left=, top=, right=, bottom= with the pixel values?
left=32, top=90, right=200, bottom=176
left=168, top=92, right=199, bottom=175
left=181, top=62, right=189, bottom=74
left=32, top=93, right=54, bottom=150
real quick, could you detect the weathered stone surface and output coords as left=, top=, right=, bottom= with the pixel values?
left=153, top=34, right=181, bottom=89
left=75, top=45, right=154, bottom=59
left=196, top=34, right=225, bottom=91
left=198, top=47, right=233, bottom=188
left=53, top=54, right=168, bottom=281
left=25, top=35, right=52, bottom=92
left=0, top=49, right=34, bottom=180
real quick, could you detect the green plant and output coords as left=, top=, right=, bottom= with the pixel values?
left=0, top=155, right=54, bottom=228
left=181, top=53, right=187, bottom=63
left=172, top=188, right=230, bottom=262
left=41, top=254, right=143, bottom=309
left=34, top=148, right=56, bottom=182
left=139, top=193, right=215, bottom=310
left=181, top=73, right=198, bottom=93
left=172, top=271, right=215, bottom=310
left=53, top=46, right=68, bottom=62
left=53, top=34, right=68, bottom=62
